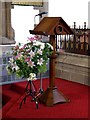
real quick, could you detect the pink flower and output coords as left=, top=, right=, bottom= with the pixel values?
left=27, top=37, right=35, bottom=41
left=34, top=35, right=41, bottom=40
left=19, top=48, right=23, bottom=51
left=15, top=45, right=19, bottom=49
left=15, top=53, right=22, bottom=59
left=25, top=57, right=30, bottom=62
left=27, top=60, right=35, bottom=68
left=27, top=35, right=41, bottom=41
left=22, top=44, right=26, bottom=49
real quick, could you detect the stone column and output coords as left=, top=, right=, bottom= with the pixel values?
left=33, top=0, right=49, bottom=42
left=34, top=0, right=48, bottom=23
left=88, top=1, right=90, bottom=28
left=0, top=2, right=15, bottom=45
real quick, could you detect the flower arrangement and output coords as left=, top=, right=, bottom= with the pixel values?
left=6, top=36, right=53, bottom=81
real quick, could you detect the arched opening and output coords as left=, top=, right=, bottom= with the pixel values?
left=11, top=5, right=39, bottom=44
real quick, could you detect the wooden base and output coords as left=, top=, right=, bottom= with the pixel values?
left=38, top=86, right=70, bottom=107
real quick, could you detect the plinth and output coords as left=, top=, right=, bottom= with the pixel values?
left=39, top=86, right=69, bottom=106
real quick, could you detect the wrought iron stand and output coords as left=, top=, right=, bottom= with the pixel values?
left=39, top=73, right=44, bottom=94
left=34, top=73, right=44, bottom=99
left=19, top=80, right=38, bottom=109
left=19, top=73, right=44, bottom=109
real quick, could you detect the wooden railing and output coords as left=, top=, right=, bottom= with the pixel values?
left=55, top=22, right=90, bottom=56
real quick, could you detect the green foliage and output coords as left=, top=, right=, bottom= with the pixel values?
left=6, top=37, right=53, bottom=80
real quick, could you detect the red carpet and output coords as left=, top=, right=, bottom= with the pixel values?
left=1, top=78, right=89, bottom=119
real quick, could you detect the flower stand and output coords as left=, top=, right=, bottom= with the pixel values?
left=19, top=80, right=38, bottom=109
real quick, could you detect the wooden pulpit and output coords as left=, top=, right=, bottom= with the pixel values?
left=30, top=17, right=73, bottom=106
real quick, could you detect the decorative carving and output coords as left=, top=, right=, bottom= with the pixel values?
left=54, top=25, right=63, bottom=34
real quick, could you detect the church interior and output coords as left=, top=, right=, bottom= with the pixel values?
left=0, top=0, right=90, bottom=119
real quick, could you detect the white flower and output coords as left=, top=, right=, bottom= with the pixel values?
left=37, top=49, right=43, bottom=55
left=32, top=40, right=36, bottom=44
left=27, top=73, right=36, bottom=81
left=37, top=58, right=44, bottom=66
left=40, top=43, right=45, bottom=49
left=33, top=40, right=38, bottom=46
left=34, top=41, right=45, bottom=50
left=12, top=62, right=19, bottom=71
left=12, top=65, right=19, bottom=71
left=15, top=66, right=19, bottom=70
left=9, top=57, right=14, bottom=64
left=46, top=43, right=53, bottom=50
left=27, top=60, right=35, bottom=68
left=29, top=50, right=35, bottom=58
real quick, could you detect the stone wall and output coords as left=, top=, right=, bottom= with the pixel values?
left=0, top=45, right=23, bottom=85
left=55, top=52, right=90, bottom=85
left=0, top=2, right=15, bottom=45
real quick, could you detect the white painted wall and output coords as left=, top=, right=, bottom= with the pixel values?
left=48, top=0, right=89, bottom=28
left=11, top=6, right=39, bottom=44
left=11, top=0, right=89, bottom=44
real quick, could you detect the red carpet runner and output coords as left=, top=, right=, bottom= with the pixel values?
left=1, top=78, right=89, bottom=119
